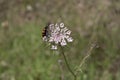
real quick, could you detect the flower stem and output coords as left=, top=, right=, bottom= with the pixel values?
left=60, top=46, right=77, bottom=80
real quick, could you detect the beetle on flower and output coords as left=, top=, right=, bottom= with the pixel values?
left=42, top=22, right=73, bottom=50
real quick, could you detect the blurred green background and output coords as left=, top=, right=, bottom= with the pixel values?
left=0, top=0, right=120, bottom=80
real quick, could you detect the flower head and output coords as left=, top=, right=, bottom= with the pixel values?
left=42, top=22, right=73, bottom=50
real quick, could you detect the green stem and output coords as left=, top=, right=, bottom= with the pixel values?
left=60, top=46, right=77, bottom=80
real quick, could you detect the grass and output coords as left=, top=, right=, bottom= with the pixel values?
left=0, top=0, right=120, bottom=80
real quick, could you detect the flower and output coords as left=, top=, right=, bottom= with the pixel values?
left=51, top=45, right=57, bottom=50
left=43, top=22, right=73, bottom=49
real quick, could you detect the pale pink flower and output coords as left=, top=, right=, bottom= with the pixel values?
left=43, top=22, right=73, bottom=49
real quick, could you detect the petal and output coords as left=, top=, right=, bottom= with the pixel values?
left=65, top=35, right=69, bottom=38
left=67, top=37, right=73, bottom=42
left=55, top=26, right=60, bottom=32
left=51, top=45, right=57, bottom=50
left=66, top=30, right=71, bottom=35
left=49, top=24, right=54, bottom=32
left=49, top=37, right=54, bottom=42
left=63, top=27, right=68, bottom=32
left=43, top=36, right=48, bottom=41
left=61, top=39, right=67, bottom=46
left=55, top=23, right=59, bottom=27
left=60, top=23, right=64, bottom=28
left=49, top=24, right=54, bottom=27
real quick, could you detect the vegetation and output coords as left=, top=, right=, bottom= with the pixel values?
left=0, top=0, right=120, bottom=80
